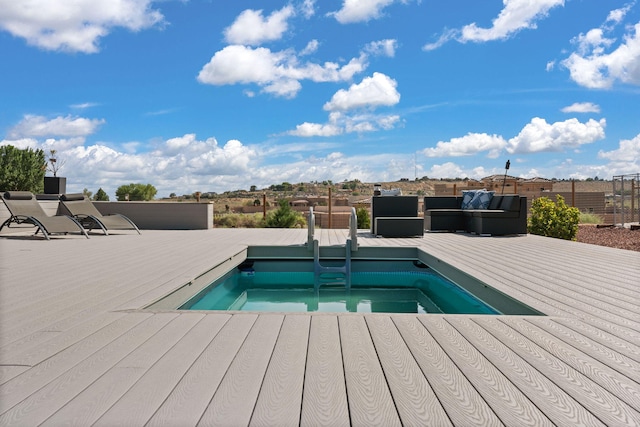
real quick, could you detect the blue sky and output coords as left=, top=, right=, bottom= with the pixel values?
left=1, top=0, right=639, bottom=197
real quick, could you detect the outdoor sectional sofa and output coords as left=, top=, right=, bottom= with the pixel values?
left=424, top=192, right=527, bottom=235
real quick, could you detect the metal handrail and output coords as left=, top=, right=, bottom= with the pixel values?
left=349, top=207, right=358, bottom=252
left=307, top=207, right=315, bottom=249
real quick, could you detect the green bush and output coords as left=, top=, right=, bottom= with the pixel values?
left=356, top=207, right=370, bottom=229
left=528, top=195, right=580, bottom=240
left=215, top=213, right=264, bottom=228
left=264, top=200, right=306, bottom=228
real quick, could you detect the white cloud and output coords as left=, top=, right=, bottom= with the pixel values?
left=427, top=162, right=467, bottom=179
left=288, top=73, right=401, bottom=137
left=329, top=0, right=417, bottom=24
left=606, top=2, right=635, bottom=26
left=423, top=29, right=458, bottom=51
left=460, top=0, right=564, bottom=42
left=364, top=39, right=397, bottom=57
left=330, top=0, right=396, bottom=24
left=300, top=0, right=316, bottom=19
left=287, top=111, right=400, bottom=137
left=70, top=102, right=99, bottom=110
left=8, top=115, right=105, bottom=139
left=288, top=122, right=343, bottom=137
left=323, top=72, right=400, bottom=111
left=421, top=117, right=606, bottom=158
left=223, top=6, right=295, bottom=45
left=598, top=133, right=640, bottom=162
left=562, top=22, right=640, bottom=89
left=507, top=117, right=606, bottom=153
left=197, top=45, right=367, bottom=98
left=1, top=132, right=258, bottom=196
left=561, top=102, right=601, bottom=113
left=425, top=0, right=563, bottom=49
left=0, top=0, right=164, bottom=53
left=300, top=39, right=320, bottom=56
left=422, top=133, right=506, bottom=158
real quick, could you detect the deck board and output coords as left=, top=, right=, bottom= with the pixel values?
left=1, top=228, right=639, bottom=426
left=250, top=315, right=311, bottom=427
left=392, top=315, right=503, bottom=426
left=147, top=313, right=257, bottom=426
left=0, top=312, right=175, bottom=425
left=339, top=315, right=402, bottom=427
left=481, top=317, right=637, bottom=426
left=197, top=314, right=284, bottom=426
left=365, top=315, right=452, bottom=426
left=301, top=315, right=350, bottom=427
left=421, top=316, right=553, bottom=427
left=91, top=313, right=228, bottom=426
left=452, top=316, right=592, bottom=426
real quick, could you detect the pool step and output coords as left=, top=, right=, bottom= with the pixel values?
left=313, top=239, right=351, bottom=291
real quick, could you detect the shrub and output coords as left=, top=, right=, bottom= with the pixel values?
left=264, top=200, right=306, bottom=228
left=356, top=207, right=370, bottom=229
left=215, top=213, right=264, bottom=228
left=528, top=195, right=580, bottom=240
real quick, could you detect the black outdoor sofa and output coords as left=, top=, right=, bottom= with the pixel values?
left=424, top=192, right=527, bottom=235
left=371, top=195, right=424, bottom=237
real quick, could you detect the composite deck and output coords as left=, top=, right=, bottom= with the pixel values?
left=0, top=228, right=639, bottom=426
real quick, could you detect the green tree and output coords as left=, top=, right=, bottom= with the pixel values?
left=264, top=199, right=306, bottom=228
left=115, top=183, right=157, bottom=201
left=82, top=188, right=93, bottom=199
left=356, top=207, right=370, bottom=229
left=528, top=195, right=580, bottom=240
left=0, top=145, right=46, bottom=193
left=93, top=188, right=109, bottom=201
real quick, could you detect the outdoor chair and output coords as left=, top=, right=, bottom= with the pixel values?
left=60, top=193, right=141, bottom=235
left=0, top=191, right=88, bottom=240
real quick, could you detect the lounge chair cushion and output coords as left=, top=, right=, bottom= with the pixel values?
left=3, top=191, right=33, bottom=200
left=60, top=193, right=85, bottom=201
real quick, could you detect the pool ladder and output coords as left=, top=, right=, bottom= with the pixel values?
left=308, top=206, right=357, bottom=291
left=308, top=207, right=358, bottom=252
left=313, top=238, right=351, bottom=291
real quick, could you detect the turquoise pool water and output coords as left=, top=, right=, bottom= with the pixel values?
left=181, top=260, right=499, bottom=314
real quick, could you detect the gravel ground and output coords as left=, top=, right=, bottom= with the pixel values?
left=576, top=224, right=640, bottom=252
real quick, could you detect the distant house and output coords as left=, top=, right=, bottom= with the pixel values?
left=480, top=174, right=520, bottom=193
left=520, top=177, right=553, bottom=193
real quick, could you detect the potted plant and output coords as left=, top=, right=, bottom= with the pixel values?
left=44, top=149, right=67, bottom=194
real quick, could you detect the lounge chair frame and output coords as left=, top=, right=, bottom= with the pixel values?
left=1, top=191, right=89, bottom=240
left=60, top=194, right=141, bottom=235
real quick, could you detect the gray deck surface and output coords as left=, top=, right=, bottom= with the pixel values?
left=1, top=228, right=639, bottom=426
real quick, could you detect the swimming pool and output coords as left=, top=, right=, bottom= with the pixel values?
left=179, top=260, right=499, bottom=314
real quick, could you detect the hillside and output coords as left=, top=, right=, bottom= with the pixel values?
left=208, top=179, right=617, bottom=214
